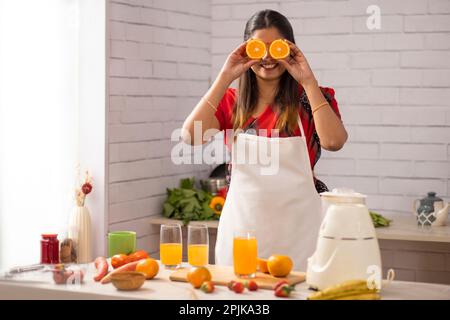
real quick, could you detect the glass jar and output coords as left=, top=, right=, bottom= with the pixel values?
left=40, top=234, right=60, bottom=264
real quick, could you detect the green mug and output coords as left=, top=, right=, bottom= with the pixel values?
left=108, top=231, right=136, bottom=257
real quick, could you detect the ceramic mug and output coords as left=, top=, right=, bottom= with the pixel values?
left=108, top=231, right=136, bottom=257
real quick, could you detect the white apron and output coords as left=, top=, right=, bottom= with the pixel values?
left=215, top=116, right=322, bottom=271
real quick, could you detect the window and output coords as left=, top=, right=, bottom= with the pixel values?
left=0, top=0, right=106, bottom=269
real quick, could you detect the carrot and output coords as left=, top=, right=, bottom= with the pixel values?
left=93, top=257, right=109, bottom=282
left=100, top=259, right=143, bottom=284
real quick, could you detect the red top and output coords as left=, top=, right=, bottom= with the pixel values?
left=214, top=85, right=341, bottom=170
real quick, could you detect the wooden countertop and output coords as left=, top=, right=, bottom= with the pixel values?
left=150, top=213, right=450, bottom=243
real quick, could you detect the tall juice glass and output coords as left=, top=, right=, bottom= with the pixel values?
left=233, top=230, right=257, bottom=278
left=160, top=224, right=182, bottom=269
left=188, top=224, right=209, bottom=267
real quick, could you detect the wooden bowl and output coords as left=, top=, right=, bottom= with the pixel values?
left=110, top=271, right=146, bottom=291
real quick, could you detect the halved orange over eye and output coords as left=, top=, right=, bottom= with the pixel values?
left=246, top=39, right=266, bottom=60
left=269, top=39, right=290, bottom=59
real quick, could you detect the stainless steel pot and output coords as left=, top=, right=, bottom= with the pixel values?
left=200, top=178, right=227, bottom=195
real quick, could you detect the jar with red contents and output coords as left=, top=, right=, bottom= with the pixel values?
left=40, top=234, right=60, bottom=264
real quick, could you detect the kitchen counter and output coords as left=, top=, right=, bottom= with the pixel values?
left=376, top=213, right=450, bottom=243
left=150, top=213, right=450, bottom=243
left=1, top=262, right=449, bottom=300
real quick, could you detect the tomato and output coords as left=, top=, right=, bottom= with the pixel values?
left=128, top=250, right=149, bottom=262
left=111, top=254, right=129, bottom=269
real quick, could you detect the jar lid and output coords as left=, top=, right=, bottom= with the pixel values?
left=320, top=188, right=366, bottom=204
left=42, top=233, right=58, bottom=239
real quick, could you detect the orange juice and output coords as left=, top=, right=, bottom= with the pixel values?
left=188, top=244, right=209, bottom=266
left=160, top=243, right=182, bottom=266
left=233, top=237, right=257, bottom=277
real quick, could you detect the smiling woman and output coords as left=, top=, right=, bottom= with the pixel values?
left=182, top=9, right=348, bottom=271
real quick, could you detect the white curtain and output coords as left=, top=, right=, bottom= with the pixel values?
left=0, top=0, right=80, bottom=269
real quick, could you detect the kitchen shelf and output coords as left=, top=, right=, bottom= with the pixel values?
left=149, top=216, right=219, bottom=229
left=375, top=213, right=450, bottom=243
left=149, top=214, right=450, bottom=243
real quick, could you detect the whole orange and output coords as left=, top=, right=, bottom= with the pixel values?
left=267, top=255, right=293, bottom=277
left=257, top=258, right=269, bottom=273
left=136, top=258, right=159, bottom=279
left=187, top=266, right=212, bottom=289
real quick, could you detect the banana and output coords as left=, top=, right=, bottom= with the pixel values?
left=334, top=293, right=381, bottom=300
left=307, top=279, right=379, bottom=300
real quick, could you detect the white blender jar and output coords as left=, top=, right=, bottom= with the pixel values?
left=306, top=188, right=382, bottom=290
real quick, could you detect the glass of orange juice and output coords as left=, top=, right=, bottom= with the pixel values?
left=188, top=224, right=209, bottom=267
left=233, top=230, right=257, bottom=278
left=160, top=224, right=182, bottom=269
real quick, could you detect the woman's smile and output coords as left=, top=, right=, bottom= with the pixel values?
left=260, top=62, right=279, bottom=70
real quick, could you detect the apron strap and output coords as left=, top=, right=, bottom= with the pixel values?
left=297, top=113, right=314, bottom=171
left=297, top=114, right=306, bottom=138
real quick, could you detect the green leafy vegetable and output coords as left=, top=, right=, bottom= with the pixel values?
left=370, top=211, right=392, bottom=228
left=162, top=177, right=217, bottom=225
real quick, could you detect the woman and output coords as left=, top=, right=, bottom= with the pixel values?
left=182, top=10, right=347, bottom=271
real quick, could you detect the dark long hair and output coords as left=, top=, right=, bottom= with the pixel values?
left=233, top=10, right=300, bottom=134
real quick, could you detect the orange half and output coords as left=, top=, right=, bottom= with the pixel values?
left=269, top=39, right=290, bottom=59
left=246, top=39, right=266, bottom=60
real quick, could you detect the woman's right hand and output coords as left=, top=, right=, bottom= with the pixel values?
left=219, top=42, right=259, bottom=84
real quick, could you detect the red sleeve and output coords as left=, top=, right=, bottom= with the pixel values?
left=320, top=86, right=341, bottom=119
left=214, top=88, right=236, bottom=131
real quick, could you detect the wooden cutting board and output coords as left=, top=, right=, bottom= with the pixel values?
left=169, top=265, right=305, bottom=290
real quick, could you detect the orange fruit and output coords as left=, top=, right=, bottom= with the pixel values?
left=269, top=39, right=290, bottom=59
left=267, top=254, right=293, bottom=277
left=257, top=258, right=269, bottom=273
left=136, top=258, right=159, bottom=279
left=187, top=266, right=212, bottom=289
left=246, top=39, right=266, bottom=60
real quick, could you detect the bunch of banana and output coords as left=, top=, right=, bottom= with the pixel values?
left=370, top=211, right=392, bottom=228
left=307, top=279, right=381, bottom=300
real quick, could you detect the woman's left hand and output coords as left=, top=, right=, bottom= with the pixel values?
left=278, top=40, right=317, bottom=87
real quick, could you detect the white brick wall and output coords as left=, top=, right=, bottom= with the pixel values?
left=107, top=0, right=211, bottom=256
left=106, top=0, right=449, bottom=258
left=210, top=0, right=450, bottom=215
